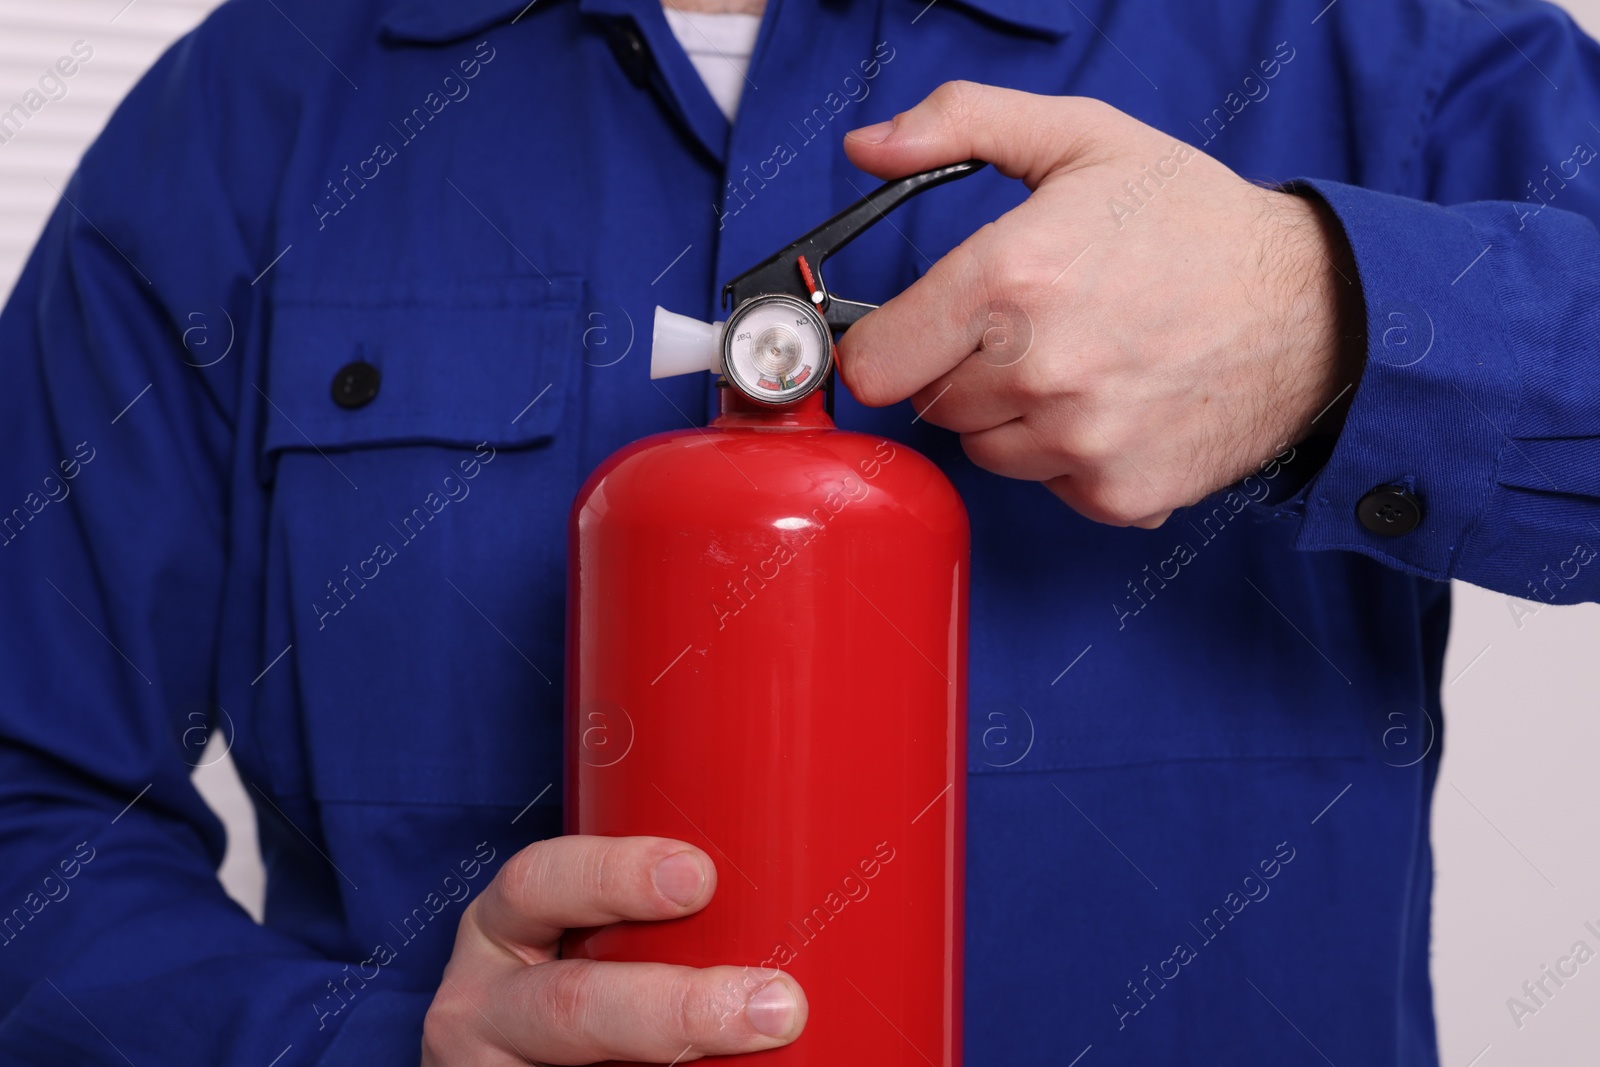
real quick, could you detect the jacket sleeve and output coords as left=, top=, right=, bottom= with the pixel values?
left=1272, top=0, right=1600, bottom=606
left=0, top=12, right=426, bottom=1067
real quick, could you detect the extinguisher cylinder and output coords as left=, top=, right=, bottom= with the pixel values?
left=564, top=387, right=968, bottom=1066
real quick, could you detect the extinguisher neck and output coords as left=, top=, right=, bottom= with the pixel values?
left=712, top=383, right=834, bottom=430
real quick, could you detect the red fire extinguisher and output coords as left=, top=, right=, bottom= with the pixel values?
left=563, top=162, right=984, bottom=1065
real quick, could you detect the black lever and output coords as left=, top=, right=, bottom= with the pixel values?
left=721, top=159, right=988, bottom=331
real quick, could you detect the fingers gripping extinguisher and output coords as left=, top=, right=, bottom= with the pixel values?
left=563, top=161, right=985, bottom=1065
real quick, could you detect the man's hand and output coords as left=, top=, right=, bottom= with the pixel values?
left=422, top=835, right=806, bottom=1065
left=837, top=82, right=1363, bottom=528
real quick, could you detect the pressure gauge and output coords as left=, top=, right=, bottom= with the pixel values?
left=721, top=294, right=833, bottom=405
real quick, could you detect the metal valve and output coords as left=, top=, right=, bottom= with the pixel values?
left=651, top=159, right=987, bottom=405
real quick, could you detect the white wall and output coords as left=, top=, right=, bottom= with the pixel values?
left=1437, top=585, right=1600, bottom=1064
left=1, top=1, right=1598, bottom=1060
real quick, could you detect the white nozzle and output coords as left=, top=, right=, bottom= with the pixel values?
left=651, top=306, right=724, bottom=380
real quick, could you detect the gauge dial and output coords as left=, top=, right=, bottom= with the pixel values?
left=721, top=294, right=833, bottom=404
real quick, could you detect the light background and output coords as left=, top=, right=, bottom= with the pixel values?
left=1, top=2, right=1597, bottom=1063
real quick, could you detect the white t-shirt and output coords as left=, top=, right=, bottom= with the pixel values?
left=662, top=8, right=762, bottom=122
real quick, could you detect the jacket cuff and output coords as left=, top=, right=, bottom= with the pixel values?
left=1261, top=177, right=1520, bottom=581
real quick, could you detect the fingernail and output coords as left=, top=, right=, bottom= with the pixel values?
left=745, top=981, right=797, bottom=1037
left=846, top=119, right=896, bottom=145
left=653, top=851, right=705, bottom=906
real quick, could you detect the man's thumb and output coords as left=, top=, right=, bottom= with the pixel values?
left=842, top=81, right=1102, bottom=189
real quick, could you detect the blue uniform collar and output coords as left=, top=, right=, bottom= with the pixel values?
left=379, top=0, right=541, bottom=42
left=937, top=0, right=1073, bottom=38
left=380, top=0, right=1071, bottom=44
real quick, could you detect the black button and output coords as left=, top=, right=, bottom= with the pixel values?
left=331, top=361, right=380, bottom=409
left=603, top=20, right=653, bottom=88
left=1356, top=485, right=1422, bottom=537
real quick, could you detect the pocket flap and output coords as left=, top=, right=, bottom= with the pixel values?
left=261, top=275, right=582, bottom=462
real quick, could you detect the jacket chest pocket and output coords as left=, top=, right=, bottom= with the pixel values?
left=256, top=275, right=582, bottom=810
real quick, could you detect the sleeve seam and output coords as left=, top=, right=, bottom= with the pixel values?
left=1404, top=0, right=1468, bottom=201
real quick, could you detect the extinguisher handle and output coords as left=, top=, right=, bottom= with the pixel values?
left=720, top=159, right=988, bottom=331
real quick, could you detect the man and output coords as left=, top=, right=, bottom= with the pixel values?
left=0, top=0, right=1596, bottom=1063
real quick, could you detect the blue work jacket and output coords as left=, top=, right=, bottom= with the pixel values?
left=1, top=0, right=1599, bottom=1063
